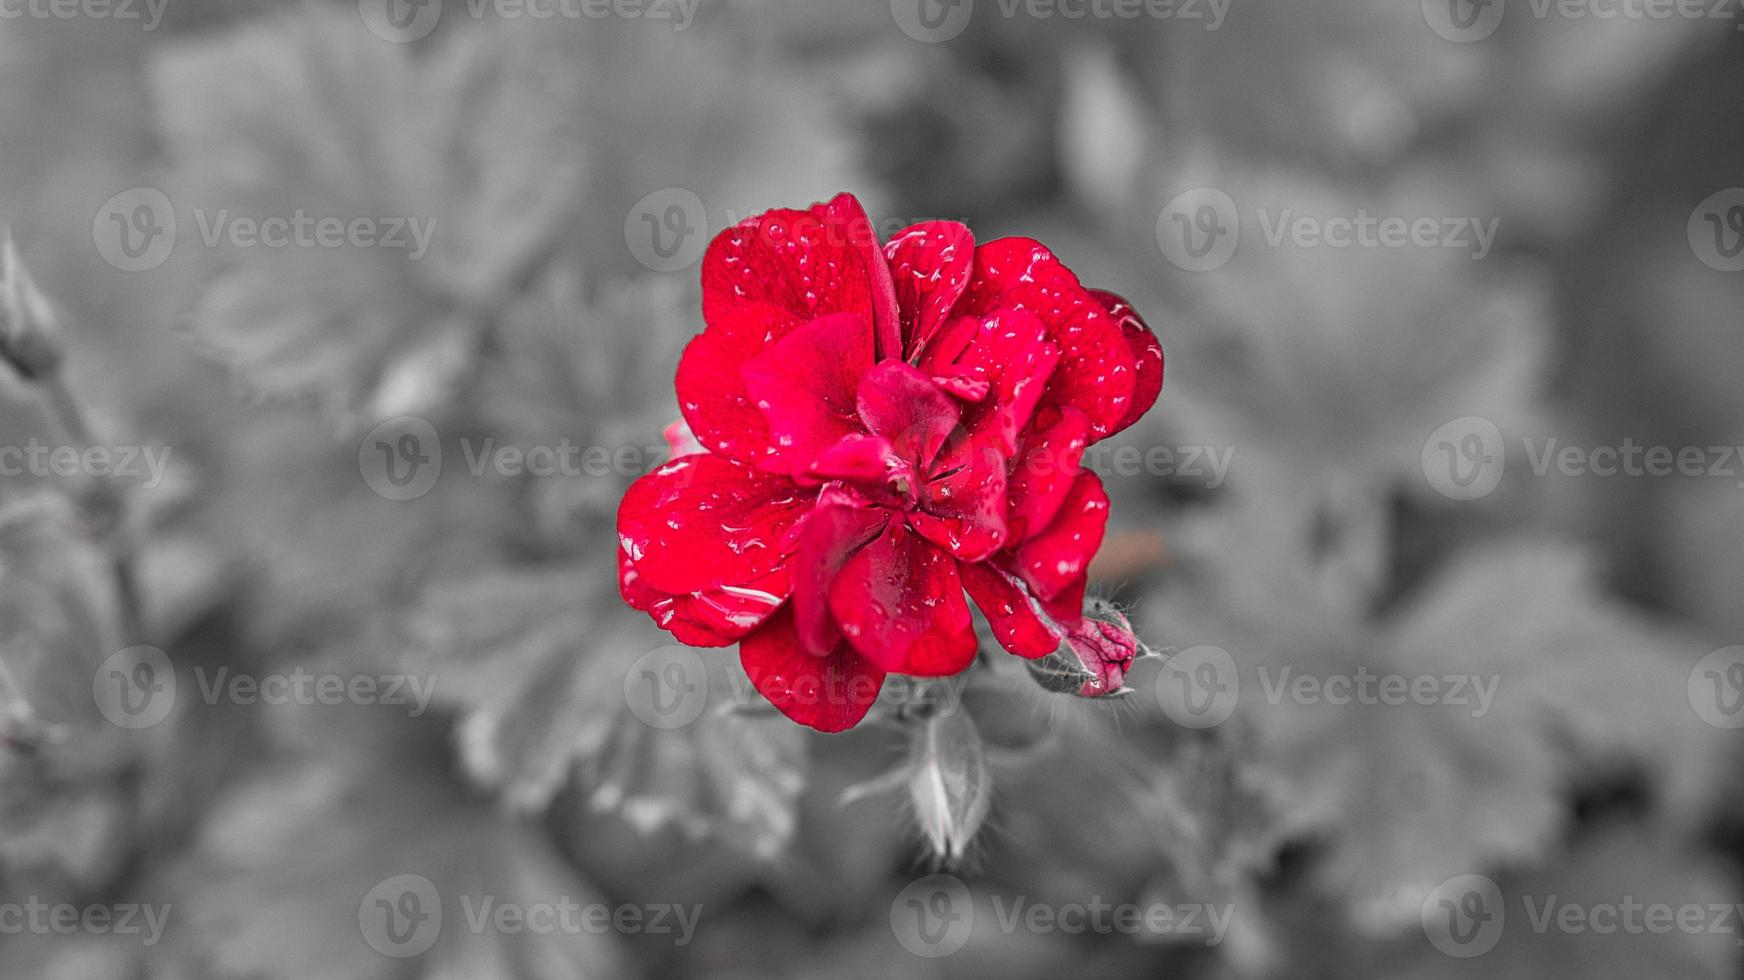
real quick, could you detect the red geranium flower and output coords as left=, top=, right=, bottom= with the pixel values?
left=618, top=194, right=1162, bottom=731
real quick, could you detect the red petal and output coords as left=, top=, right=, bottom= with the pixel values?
left=958, top=558, right=1065, bottom=659
left=856, top=360, right=961, bottom=470
left=1013, top=470, right=1109, bottom=602
left=884, top=220, right=975, bottom=357
left=829, top=520, right=978, bottom=676
left=701, top=193, right=900, bottom=362
left=1005, top=405, right=1090, bottom=543
left=741, top=607, right=886, bottom=733
left=740, top=312, right=875, bottom=475
left=827, top=194, right=904, bottom=364
left=791, top=500, right=891, bottom=657
left=675, top=301, right=804, bottom=467
left=617, top=453, right=811, bottom=597
left=1089, top=289, right=1163, bottom=437
left=911, top=433, right=1008, bottom=562
left=618, top=546, right=783, bottom=647
left=959, top=239, right=1137, bottom=440
left=808, top=433, right=905, bottom=486
left=920, top=309, right=1060, bottom=457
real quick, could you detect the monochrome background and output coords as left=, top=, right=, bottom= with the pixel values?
left=0, top=0, right=1741, bottom=977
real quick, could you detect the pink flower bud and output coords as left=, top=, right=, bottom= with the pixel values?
left=1063, top=606, right=1141, bottom=697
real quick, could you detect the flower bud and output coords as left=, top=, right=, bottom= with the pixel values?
left=0, top=232, right=64, bottom=380
left=1023, top=595, right=1149, bottom=698
left=906, top=707, right=989, bottom=865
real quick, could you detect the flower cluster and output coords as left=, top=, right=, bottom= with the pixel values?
left=618, top=194, right=1162, bottom=730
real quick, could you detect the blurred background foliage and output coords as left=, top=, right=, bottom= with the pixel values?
left=0, top=1, right=1741, bottom=977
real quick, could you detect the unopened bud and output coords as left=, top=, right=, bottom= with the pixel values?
left=1023, top=595, right=1146, bottom=698
left=0, top=232, right=64, bottom=380
left=907, top=708, right=990, bottom=866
